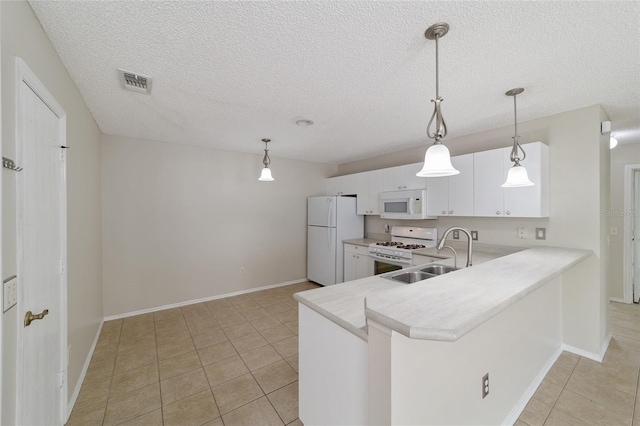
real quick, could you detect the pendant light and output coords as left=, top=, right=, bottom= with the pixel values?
left=258, top=138, right=274, bottom=182
left=502, top=88, right=534, bottom=187
left=416, top=22, right=459, bottom=178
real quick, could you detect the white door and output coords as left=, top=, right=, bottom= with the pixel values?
left=634, top=170, right=640, bottom=303
left=16, top=59, right=67, bottom=425
left=307, top=225, right=336, bottom=285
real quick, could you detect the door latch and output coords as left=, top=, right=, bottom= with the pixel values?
left=24, top=309, right=49, bottom=327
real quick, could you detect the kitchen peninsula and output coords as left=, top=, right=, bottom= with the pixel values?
left=295, top=246, right=599, bottom=425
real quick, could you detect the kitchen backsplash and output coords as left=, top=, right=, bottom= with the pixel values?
left=365, top=215, right=551, bottom=248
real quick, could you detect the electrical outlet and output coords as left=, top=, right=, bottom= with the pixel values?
left=452, top=230, right=460, bottom=240
left=517, top=227, right=527, bottom=239
left=471, top=230, right=479, bottom=241
left=384, top=224, right=390, bottom=233
left=3, top=278, right=17, bottom=312
left=240, top=267, right=245, bottom=275
left=482, top=373, right=490, bottom=399
left=535, top=228, right=546, bottom=240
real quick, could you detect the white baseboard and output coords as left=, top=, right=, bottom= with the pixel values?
left=104, top=278, right=308, bottom=321
left=66, top=319, right=104, bottom=422
left=561, top=332, right=611, bottom=363
left=502, top=346, right=563, bottom=425
left=609, top=297, right=627, bottom=304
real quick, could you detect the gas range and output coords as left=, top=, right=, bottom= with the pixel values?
left=368, top=226, right=438, bottom=264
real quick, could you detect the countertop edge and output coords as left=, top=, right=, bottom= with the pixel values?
left=294, top=294, right=369, bottom=342
left=365, top=248, right=594, bottom=342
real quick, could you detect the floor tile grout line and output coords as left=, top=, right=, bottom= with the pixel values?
left=540, top=353, right=581, bottom=426
left=631, top=363, right=640, bottom=425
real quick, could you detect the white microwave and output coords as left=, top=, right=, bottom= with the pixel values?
left=380, top=189, right=436, bottom=219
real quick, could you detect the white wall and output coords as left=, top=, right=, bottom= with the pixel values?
left=369, top=276, right=562, bottom=425
left=608, top=142, right=640, bottom=300
left=102, top=135, right=335, bottom=317
left=1, top=1, right=103, bottom=422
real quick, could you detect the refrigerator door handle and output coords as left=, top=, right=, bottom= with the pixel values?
left=327, top=197, right=333, bottom=228
left=327, top=227, right=333, bottom=251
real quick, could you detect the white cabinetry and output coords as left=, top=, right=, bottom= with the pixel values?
left=344, top=244, right=372, bottom=281
left=426, top=154, right=474, bottom=217
left=357, top=170, right=383, bottom=215
left=327, top=173, right=360, bottom=196
left=382, top=163, right=427, bottom=192
left=474, top=142, right=549, bottom=217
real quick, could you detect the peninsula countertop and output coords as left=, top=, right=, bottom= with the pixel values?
left=294, top=246, right=592, bottom=342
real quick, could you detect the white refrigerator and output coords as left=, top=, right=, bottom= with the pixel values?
left=307, top=196, right=364, bottom=286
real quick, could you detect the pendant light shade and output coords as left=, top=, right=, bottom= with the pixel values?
left=258, top=138, right=274, bottom=182
left=416, top=23, right=459, bottom=178
left=258, top=167, right=274, bottom=182
left=417, top=143, right=460, bottom=177
left=502, top=164, right=534, bottom=187
left=502, top=88, right=534, bottom=188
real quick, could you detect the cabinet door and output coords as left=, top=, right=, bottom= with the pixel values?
left=474, top=148, right=508, bottom=217
left=448, top=154, right=474, bottom=216
left=368, top=170, right=384, bottom=215
left=355, top=172, right=370, bottom=215
left=356, top=255, right=371, bottom=279
left=343, top=252, right=358, bottom=282
left=402, top=163, right=429, bottom=190
left=426, top=176, right=449, bottom=216
left=327, top=174, right=359, bottom=196
left=382, top=166, right=406, bottom=192
left=503, top=142, right=547, bottom=217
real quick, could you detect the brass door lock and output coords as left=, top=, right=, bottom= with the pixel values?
left=24, top=309, right=49, bottom=327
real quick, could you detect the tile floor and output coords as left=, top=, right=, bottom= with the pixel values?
left=69, top=283, right=640, bottom=426
left=66, top=281, right=319, bottom=426
left=517, top=301, right=640, bottom=426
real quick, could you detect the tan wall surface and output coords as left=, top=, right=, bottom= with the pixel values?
left=101, top=135, right=335, bottom=317
left=1, top=1, right=103, bottom=420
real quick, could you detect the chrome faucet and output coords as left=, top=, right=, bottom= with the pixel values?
left=437, top=227, right=473, bottom=267
left=438, top=245, right=458, bottom=269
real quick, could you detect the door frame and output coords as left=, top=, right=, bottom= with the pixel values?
left=14, top=57, right=68, bottom=425
left=623, top=164, right=640, bottom=303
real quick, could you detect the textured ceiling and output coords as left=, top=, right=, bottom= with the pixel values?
left=29, top=1, right=640, bottom=164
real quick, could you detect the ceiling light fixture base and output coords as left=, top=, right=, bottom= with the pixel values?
left=425, top=23, right=449, bottom=40
left=505, top=88, right=524, bottom=97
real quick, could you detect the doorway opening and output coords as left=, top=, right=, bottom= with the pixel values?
left=623, top=165, right=640, bottom=304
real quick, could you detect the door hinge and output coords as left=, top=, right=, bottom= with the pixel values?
left=60, top=259, right=66, bottom=273
left=60, top=371, right=66, bottom=388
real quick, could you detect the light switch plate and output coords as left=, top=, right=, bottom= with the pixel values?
left=535, top=228, right=546, bottom=240
left=4, top=278, right=17, bottom=312
left=471, top=230, right=479, bottom=241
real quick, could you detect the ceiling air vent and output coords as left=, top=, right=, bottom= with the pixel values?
left=118, top=69, right=152, bottom=94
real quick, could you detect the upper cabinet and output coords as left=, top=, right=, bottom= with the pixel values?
left=326, top=173, right=360, bottom=196
left=357, top=170, right=383, bottom=215
left=382, top=163, right=427, bottom=192
left=326, top=141, right=548, bottom=218
left=474, top=142, right=549, bottom=218
left=426, top=154, right=474, bottom=217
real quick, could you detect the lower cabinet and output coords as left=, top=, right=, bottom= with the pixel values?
left=344, top=243, right=373, bottom=281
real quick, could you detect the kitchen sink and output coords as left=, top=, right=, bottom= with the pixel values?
left=387, top=271, right=435, bottom=284
left=420, top=264, right=457, bottom=275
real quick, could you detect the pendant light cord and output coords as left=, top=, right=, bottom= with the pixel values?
left=426, top=32, right=447, bottom=142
